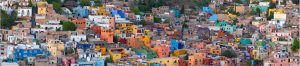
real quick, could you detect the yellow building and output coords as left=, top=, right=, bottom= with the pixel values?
left=95, top=45, right=107, bottom=55
left=147, top=57, right=179, bottom=66
left=97, top=5, right=106, bottom=15
left=251, top=49, right=268, bottom=60
left=37, top=2, right=47, bottom=14
left=47, top=40, right=64, bottom=57
left=108, top=48, right=127, bottom=62
left=115, top=23, right=134, bottom=34
left=170, top=49, right=187, bottom=57
left=141, top=36, right=151, bottom=44
left=268, top=9, right=284, bottom=16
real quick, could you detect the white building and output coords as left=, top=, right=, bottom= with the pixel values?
left=7, top=35, right=17, bottom=43
left=88, top=15, right=111, bottom=28
left=271, top=32, right=291, bottom=37
left=268, top=19, right=285, bottom=28
left=40, top=24, right=62, bottom=31
left=274, top=13, right=287, bottom=21
left=259, top=2, right=270, bottom=6
left=0, top=45, right=14, bottom=59
left=17, top=7, right=32, bottom=17
left=70, top=34, right=87, bottom=42
left=1, top=62, right=19, bottom=66
left=30, top=28, right=46, bottom=34
left=135, top=15, right=141, bottom=21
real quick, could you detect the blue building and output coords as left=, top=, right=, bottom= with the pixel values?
left=239, top=38, right=252, bottom=47
left=73, top=6, right=89, bottom=17
left=76, top=43, right=95, bottom=51
left=170, top=39, right=184, bottom=52
left=214, top=21, right=229, bottom=27
left=202, top=7, right=214, bottom=14
left=77, top=52, right=104, bottom=66
left=111, top=8, right=125, bottom=18
left=150, top=63, right=161, bottom=66
left=14, top=49, right=50, bottom=60
left=209, top=14, right=218, bottom=22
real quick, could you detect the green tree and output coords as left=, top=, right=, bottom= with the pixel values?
left=131, top=7, right=140, bottom=15
left=180, top=5, right=185, bottom=14
left=60, top=21, right=76, bottom=31
left=252, top=1, right=260, bottom=4
left=292, top=0, right=299, bottom=4
left=46, top=0, right=62, bottom=4
left=233, top=18, right=238, bottom=25
left=267, top=11, right=274, bottom=20
left=256, top=8, right=261, bottom=16
left=182, top=22, right=188, bottom=28
left=0, top=10, right=18, bottom=29
left=280, top=0, right=286, bottom=5
left=104, top=57, right=113, bottom=66
left=269, top=2, right=276, bottom=9
left=28, top=0, right=33, bottom=7
left=139, top=20, right=147, bottom=26
left=291, top=38, right=300, bottom=52
left=221, top=50, right=237, bottom=58
left=153, top=16, right=162, bottom=23
left=80, top=0, right=91, bottom=6
left=94, top=0, right=102, bottom=6
left=53, top=2, right=63, bottom=14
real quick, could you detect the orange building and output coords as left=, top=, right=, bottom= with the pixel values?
left=127, top=37, right=143, bottom=48
left=100, top=29, right=114, bottom=43
left=188, top=52, right=207, bottom=66
left=209, top=45, right=222, bottom=55
left=150, top=44, right=170, bottom=58
left=72, top=18, right=86, bottom=29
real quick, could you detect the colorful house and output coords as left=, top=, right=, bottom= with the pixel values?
left=188, top=52, right=207, bottom=66
left=14, top=49, right=50, bottom=60
left=214, top=21, right=229, bottom=27
left=222, top=25, right=236, bottom=34
left=239, top=38, right=252, bottom=47
left=202, top=7, right=214, bottom=14
left=73, top=6, right=89, bottom=17
left=170, top=49, right=187, bottom=57
left=72, top=18, right=86, bottom=29
left=209, top=45, right=221, bottom=55
left=37, top=2, right=47, bottom=15
left=95, top=44, right=106, bottom=55
left=147, top=57, right=179, bottom=66
left=100, top=29, right=114, bottom=43
left=115, top=22, right=134, bottom=35
left=263, top=57, right=299, bottom=66
left=252, top=6, right=269, bottom=13
left=47, top=40, right=64, bottom=57
left=127, top=37, right=143, bottom=48
left=209, top=14, right=218, bottom=22
left=97, top=5, right=107, bottom=15
left=151, top=44, right=170, bottom=58
left=108, top=48, right=127, bottom=62
left=133, top=47, right=157, bottom=59
left=170, top=39, right=184, bottom=52
left=76, top=43, right=95, bottom=52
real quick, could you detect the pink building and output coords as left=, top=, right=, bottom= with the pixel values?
left=264, top=57, right=299, bottom=66
left=188, top=52, right=207, bottom=66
